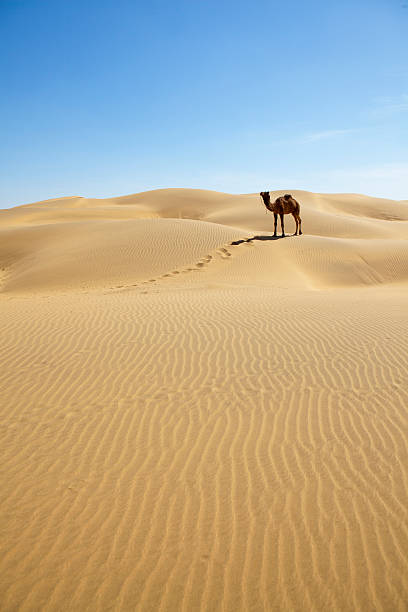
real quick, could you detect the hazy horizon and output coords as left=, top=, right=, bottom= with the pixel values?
left=3, top=184, right=408, bottom=213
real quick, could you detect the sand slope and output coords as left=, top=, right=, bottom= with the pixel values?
left=0, top=189, right=408, bottom=610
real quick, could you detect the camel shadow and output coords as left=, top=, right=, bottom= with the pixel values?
left=230, top=235, right=287, bottom=246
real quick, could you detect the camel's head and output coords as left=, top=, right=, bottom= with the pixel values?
left=260, top=191, right=271, bottom=211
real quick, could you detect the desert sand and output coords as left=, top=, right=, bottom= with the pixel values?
left=1, top=188, right=408, bottom=610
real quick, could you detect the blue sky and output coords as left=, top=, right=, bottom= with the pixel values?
left=1, top=0, right=407, bottom=209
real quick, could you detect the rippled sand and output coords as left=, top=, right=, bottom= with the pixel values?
left=1, top=189, right=408, bottom=610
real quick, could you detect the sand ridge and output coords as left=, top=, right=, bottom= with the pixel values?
left=1, top=189, right=407, bottom=294
left=0, top=188, right=407, bottom=610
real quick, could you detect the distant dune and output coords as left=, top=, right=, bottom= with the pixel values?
left=1, top=188, right=408, bottom=293
left=1, top=189, right=407, bottom=610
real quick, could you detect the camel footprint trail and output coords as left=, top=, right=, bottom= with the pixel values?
left=112, top=243, right=237, bottom=292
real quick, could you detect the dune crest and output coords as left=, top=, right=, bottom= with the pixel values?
left=1, top=188, right=407, bottom=293
left=0, top=188, right=407, bottom=610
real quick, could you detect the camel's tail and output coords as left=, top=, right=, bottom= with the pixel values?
left=287, top=195, right=301, bottom=216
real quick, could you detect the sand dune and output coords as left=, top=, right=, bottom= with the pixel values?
left=0, top=189, right=407, bottom=610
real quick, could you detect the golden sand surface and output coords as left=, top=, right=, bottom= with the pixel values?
left=0, top=189, right=408, bottom=610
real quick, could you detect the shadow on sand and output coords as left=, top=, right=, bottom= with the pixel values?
left=230, top=235, right=287, bottom=246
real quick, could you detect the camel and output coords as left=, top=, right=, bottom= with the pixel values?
left=259, top=192, right=302, bottom=237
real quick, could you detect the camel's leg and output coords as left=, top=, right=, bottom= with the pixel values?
left=298, top=215, right=302, bottom=235
left=280, top=213, right=285, bottom=237
left=273, top=213, right=278, bottom=237
left=292, top=212, right=298, bottom=235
